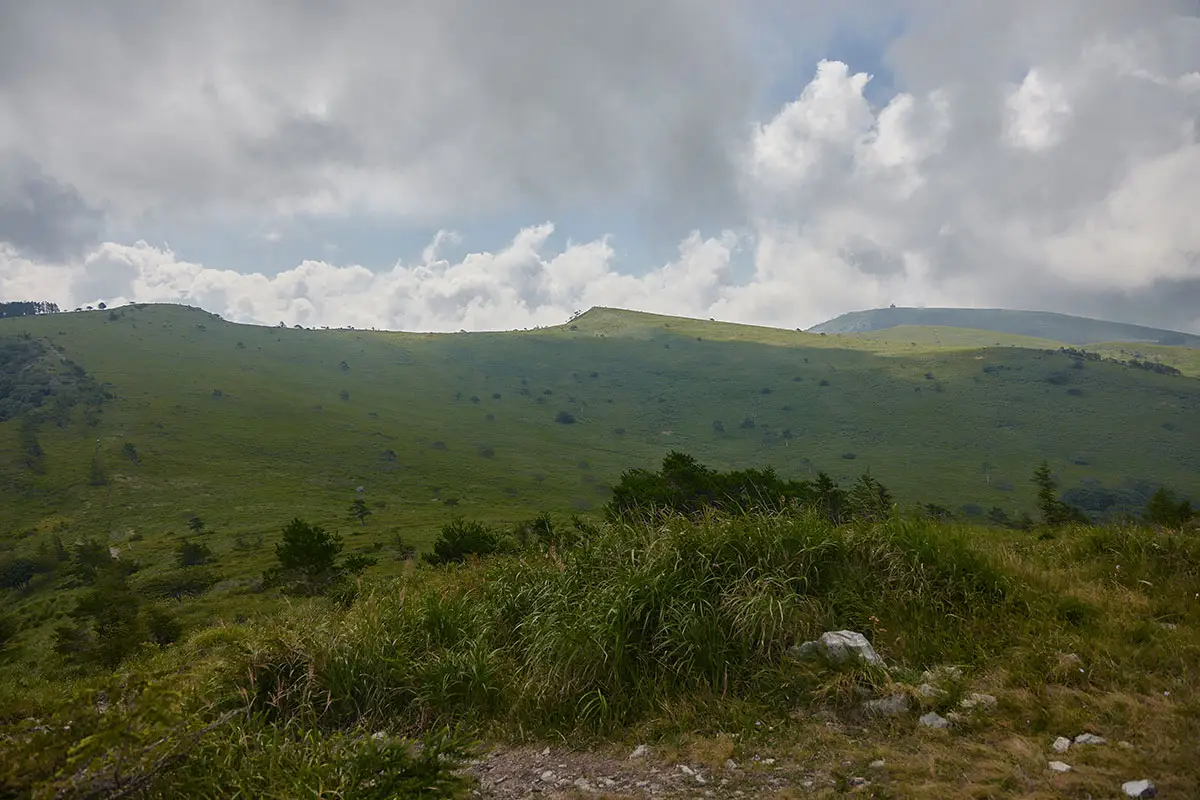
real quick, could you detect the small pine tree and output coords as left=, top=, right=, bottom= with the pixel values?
left=1031, top=462, right=1083, bottom=527
left=348, top=498, right=373, bottom=526
left=267, top=519, right=345, bottom=595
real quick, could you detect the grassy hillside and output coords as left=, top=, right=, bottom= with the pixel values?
left=3, top=303, right=1198, bottom=545
left=3, top=303, right=1199, bottom=797
left=809, top=306, right=1200, bottom=347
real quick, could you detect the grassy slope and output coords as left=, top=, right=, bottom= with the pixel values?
left=3, top=303, right=1199, bottom=544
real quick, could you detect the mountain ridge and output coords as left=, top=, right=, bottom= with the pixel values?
left=808, top=306, right=1200, bottom=347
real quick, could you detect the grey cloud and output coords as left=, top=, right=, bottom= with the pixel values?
left=0, top=1, right=759, bottom=227
left=0, top=154, right=104, bottom=262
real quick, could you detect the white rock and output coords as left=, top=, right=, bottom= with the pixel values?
left=868, top=759, right=886, bottom=769
left=921, top=665, right=963, bottom=683
left=849, top=776, right=868, bottom=787
left=1122, top=779, right=1157, bottom=798
left=761, top=758, right=776, bottom=766
left=629, top=744, right=651, bottom=759
left=724, top=759, right=738, bottom=770
left=863, top=693, right=910, bottom=716
left=1052, top=736, right=1071, bottom=753
left=678, top=765, right=695, bottom=776
left=540, top=770, right=555, bottom=782
left=1074, top=733, right=1107, bottom=746
left=917, top=683, right=942, bottom=698
left=1048, top=761, right=1072, bottom=773
left=540, top=746, right=551, bottom=756
left=815, top=630, right=886, bottom=667
left=919, top=712, right=950, bottom=729
left=960, top=693, right=997, bottom=711
left=573, top=778, right=595, bottom=792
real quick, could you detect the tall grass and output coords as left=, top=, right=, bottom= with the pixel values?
left=224, top=512, right=1030, bottom=734
left=6, top=513, right=1198, bottom=797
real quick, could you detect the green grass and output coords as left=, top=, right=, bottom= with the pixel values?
left=4, top=513, right=1198, bottom=797
left=2, top=302, right=1199, bottom=675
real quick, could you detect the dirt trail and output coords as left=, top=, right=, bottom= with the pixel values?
left=467, top=745, right=846, bottom=798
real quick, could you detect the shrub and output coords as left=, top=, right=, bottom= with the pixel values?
left=265, top=519, right=346, bottom=596
left=0, top=613, right=17, bottom=652
left=146, top=607, right=183, bottom=646
left=555, top=411, right=576, bottom=424
left=426, top=519, right=502, bottom=564
left=176, top=539, right=214, bottom=568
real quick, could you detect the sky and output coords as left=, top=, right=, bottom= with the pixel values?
left=1, top=1, right=1199, bottom=333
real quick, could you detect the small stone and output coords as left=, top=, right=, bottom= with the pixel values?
left=815, top=630, right=886, bottom=667
left=1074, top=733, right=1107, bottom=746
left=863, top=693, right=910, bottom=716
left=1122, top=779, right=1157, bottom=798
left=573, top=778, right=595, bottom=792
left=540, top=746, right=551, bottom=756
left=695, top=773, right=708, bottom=785
left=1052, top=736, right=1071, bottom=753
left=1048, top=761, right=1072, bottom=773
left=849, top=776, right=868, bottom=787
left=868, top=759, right=886, bottom=769
left=921, top=665, right=963, bottom=684
left=1118, top=741, right=1134, bottom=750
left=919, top=712, right=950, bottom=729
left=960, top=693, right=997, bottom=711
left=679, top=765, right=695, bottom=776
left=629, top=744, right=651, bottom=759
left=540, top=770, right=555, bottom=782
left=917, top=683, right=942, bottom=698
left=761, top=758, right=776, bottom=766
left=724, top=759, right=739, bottom=770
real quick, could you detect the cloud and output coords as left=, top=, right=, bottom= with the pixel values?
left=0, top=154, right=104, bottom=262
left=0, top=1, right=754, bottom=231
left=2, top=2, right=1200, bottom=334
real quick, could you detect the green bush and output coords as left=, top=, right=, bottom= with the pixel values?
left=0, top=613, right=17, bottom=652
left=426, top=518, right=503, bottom=564
left=176, top=539, right=214, bottom=567
left=265, top=518, right=345, bottom=595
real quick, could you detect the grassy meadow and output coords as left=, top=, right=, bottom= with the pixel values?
left=2, top=302, right=1199, bottom=797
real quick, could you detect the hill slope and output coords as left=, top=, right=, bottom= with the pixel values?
left=809, top=306, right=1200, bottom=347
left=2, top=303, right=1196, bottom=547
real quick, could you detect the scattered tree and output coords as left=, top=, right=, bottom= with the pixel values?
left=187, top=516, right=205, bottom=534
left=348, top=498, right=373, bottom=526
left=1032, top=462, right=1086, bottom=527
left=265, top=518, right=346, bottom=595
left=425, top=518, right=503, bottom=564
left=1144, top=487, right=1193, bottom=527
left=176, top=539, right=214, bottom=568
left=555, top=410, right=576, bottom=424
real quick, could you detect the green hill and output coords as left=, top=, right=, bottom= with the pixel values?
left=3, top=302, right=1200, bottom=797
left=2, top=302, right=1197, bottom=550
left=809, top=306, right=1200, bottom=347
